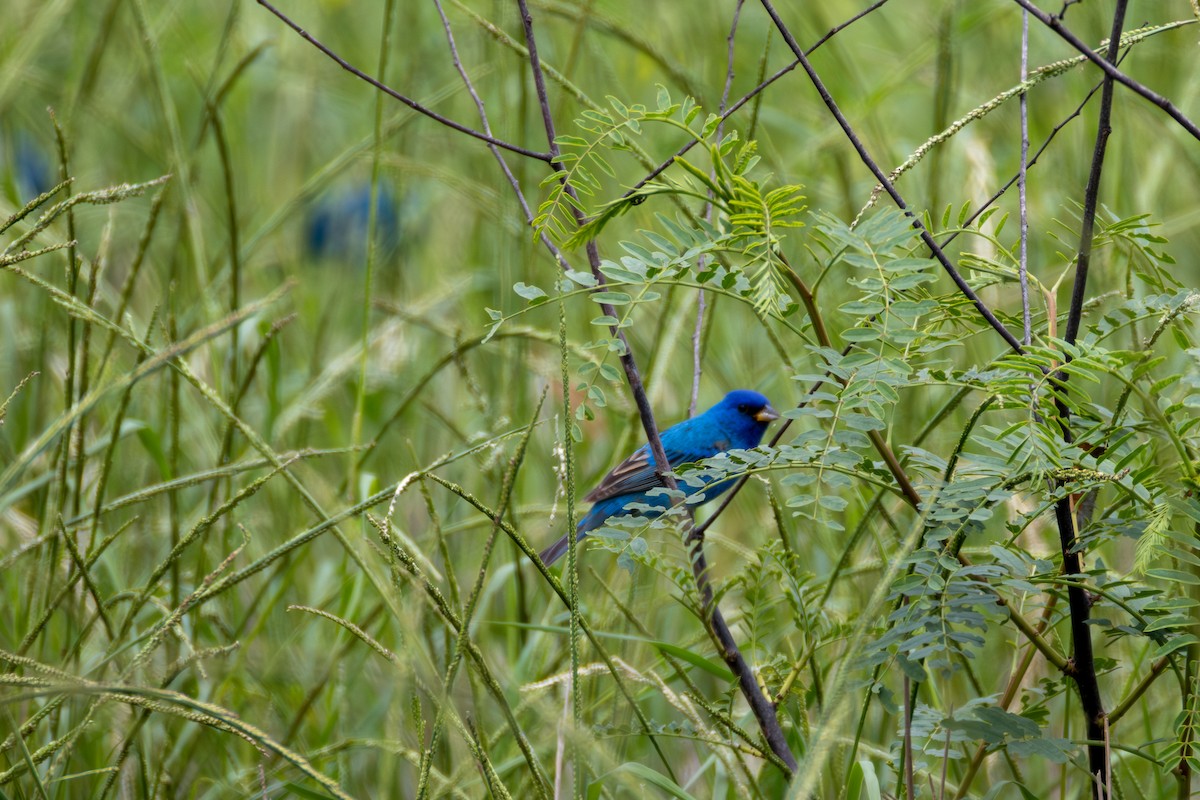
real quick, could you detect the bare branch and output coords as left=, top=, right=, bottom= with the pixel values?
left=624, top=0, right=893, bottom=200
left=1019, top=7, right=1032, bottom=345
left=756, top=0, right=1027, bottom=354
left=1012, top=0, right=1200, bottom=143
left=692, top=0, right=746, bottom=417
left=1050, top=2, right=1129, bottom=795
left=516, top=0, right=798, bottom=775
left=254, top=0, right=554, bottom=162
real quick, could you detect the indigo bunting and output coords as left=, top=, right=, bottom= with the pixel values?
left=5, top=133, right=52, bottom=201
left=306, top=182, right=402, bottom=264
left=539, top=389, right=779, bottom=565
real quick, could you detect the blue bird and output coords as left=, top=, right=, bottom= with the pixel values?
left=5, top=133, right=52, bottom=201
left=539, top=389, right=779, bottom=566
left=305, top=182, right=401, bottom=264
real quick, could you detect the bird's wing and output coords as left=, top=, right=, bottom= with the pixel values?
left=583, top=439, right=719, bottom=504
left=583, top=446, right=660, bottom=503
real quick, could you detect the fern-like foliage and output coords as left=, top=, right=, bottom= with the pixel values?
left=725, top=168, right=806, bottom=316
left=533, top=88, right=806, bottom=322
left=534, top=89, right=704, bottom=243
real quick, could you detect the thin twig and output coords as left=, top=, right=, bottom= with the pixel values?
left=944, top=50, right=1128, bottom=249
left=1012, top=0, right=1200, bottom=142
left=254, top=0, right=553, bottom=162
left=692, top=0, right=745, bottom=416
left=347, top=0, right=396, bottom=493
left=623, top=0, right=893, bottom=200
left=756, top=0, right=1026, bottom=354
left=1019, top=6, right=1032, bottom=345
left=1108, top=657, right=1170, bottom=725
left=516, top=0, right=798, bottom=774
left=903, top=674, right=915, bottom=800
left=693, top=46, right=1118, bottom=535
left=1050, top=3, right=1128, bottom=796
left=429, top=0, right=567, bottom=273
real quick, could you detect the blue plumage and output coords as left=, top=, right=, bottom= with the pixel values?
left=305, top=182, right=401, bottom=264
left=539, top=389, right=779, bottom=565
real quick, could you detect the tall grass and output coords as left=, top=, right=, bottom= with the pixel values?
left=1, top=1, right=1199, bottom=797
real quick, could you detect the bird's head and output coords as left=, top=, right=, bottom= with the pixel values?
left=712, top=389, right=779, bottom=444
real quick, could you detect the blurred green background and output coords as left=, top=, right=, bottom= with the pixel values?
left=1, top=1, right=1198, bottom=797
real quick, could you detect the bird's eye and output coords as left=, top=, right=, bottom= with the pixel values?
left=737, top=403, right=747, bottom=412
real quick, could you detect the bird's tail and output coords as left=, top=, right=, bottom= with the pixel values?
left=538, top=532, right=574, bottom=567
left=540, top=506, right=607, bottom=566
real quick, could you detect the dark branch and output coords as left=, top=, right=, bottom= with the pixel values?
left=1063, top=12, right=1122, bottom=345
left=694, top=48, right=1133, bottom=540
left=1012, top=0, right=1200, bottom=142
left=254, top=0, right=554, bottom=162
left=624, top=0, right=893, bottom=199
left=516, top=0, right=798, bottom=775
left=756, top=0, right=1027, bottom=354
left=1050, top=2, right=1128, bottom=796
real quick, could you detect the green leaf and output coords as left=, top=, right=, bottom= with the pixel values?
left=1153, top=634, right=1200, bottom=659
left=843, top=413, right=887, bottom=432
left=135, top=424, right=170, bottom=480
left=1148, top=568, right=1200, bottom=585
left=1143, top=614, right=1197, bottom=633
left=589, top=762, right=702, bottom=800
left=840, top=300, right=885, bottom=316
left=283, top=783, right=339, bottom=800
left=482, top=319, right=503, bottom=344
left=673, top=155, right=726, bottom=199
left=651, top=640, right=734, bottom=681
left=655, top=84, right=671, bottom=112
left=889, top=271, right=937, bottom=290
left=591, top=526, right=629, bottom=541
left=513, top=281, right=547, bottom=301
left=599, top=264, right=646, bottom=284
left=841, top=327, right=881, bottom=342
left=565, top=269, right=598, bottom=287
left=818, top=495, right=848, bottom=512
left=846, top=760, right=881, bottom=800
left=590, top=291, right=632, bottom=305
left=1007, top=737, right=1074, bottom=764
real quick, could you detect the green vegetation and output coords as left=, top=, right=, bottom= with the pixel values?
left=2, top=1, right=1199, bottom=798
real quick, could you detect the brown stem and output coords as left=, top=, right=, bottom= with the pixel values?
left=515, top=0, right=798, bottom=775
left=1046, top=2, right=1127, bottom=794
left=780, top=257, right=921, bottom=508
left=1108, top=657, right=1170, bottom=725
left=953, top=598, right=1058, bottom=799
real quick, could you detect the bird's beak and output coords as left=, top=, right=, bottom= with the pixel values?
left=755, top=404, right=780, bottom=423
